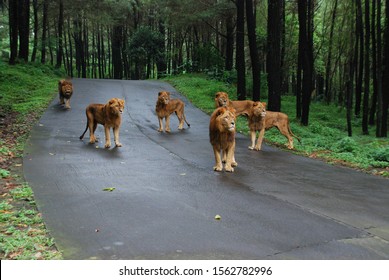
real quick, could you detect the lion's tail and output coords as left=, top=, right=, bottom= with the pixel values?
left=79, top=123, right=88, bottom=140
left=184, top=114, right=190, bottom=128
left=288, top=123, right=301, bottom=143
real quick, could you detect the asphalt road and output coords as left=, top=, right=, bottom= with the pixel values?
left=23, top=79, right=389, bottom=259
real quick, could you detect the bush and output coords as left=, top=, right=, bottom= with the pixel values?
left=371, top=146, right=389, bottom=163
left=334, top=137, right=359, bottom=153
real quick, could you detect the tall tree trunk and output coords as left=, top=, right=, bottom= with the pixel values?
left=8, top=0, right=18, bottom=64
left=324, top=0, right=338, bottom=104
left=362, top=0, right=370, bottom=135
left=56, top=0, right=64, bottom=68
left=236, top=0, right=246, bottom=100
left=381, top=0, right=389, bottom=136
left=376, top=0, right=384, bottom=136
left=112, top=25, right=123, bottom=79
left=355, top=0, right=364, bottom=117
left=298, top=0, right=314, bottom=126
left=17, top=0, right=30, bottom=62
left=267, top=0, right=282, bottom=110
left=41, top=0, right=48, bottom=64
left=31, top=0, right=38, bottom=62
left=225, top=15, right=234, bottom=71
left=246, top=0, right=261, bottom=101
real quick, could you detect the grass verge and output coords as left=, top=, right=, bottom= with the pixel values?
left=0, top=60, right=63, bottom=259
left=164, top=74, right=389, bottom=178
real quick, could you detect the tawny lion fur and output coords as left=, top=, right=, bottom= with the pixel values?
left=215, top=91, right=301, bottom=149
left=155, top=91, right=190, bottom=132
left=215, top=91, right=254, bottom=117
left=79, top=98, right=125, bottom=148
left=247, top=101, right=267, bottom=151
left=209, top=107, right=237, bottom=172
left=58, top=79, right=73, bottom=109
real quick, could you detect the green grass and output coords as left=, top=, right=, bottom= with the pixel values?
left=0, top=60, right=62, bottom=116
left=0, top=61, right=64, bottom=259
left=165, top=74, right=389, bottom=177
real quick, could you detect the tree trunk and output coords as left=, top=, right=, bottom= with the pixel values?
left=41, top=0, right=48, bottom=64
left=225, top=15, right=234, bottom=71
left=376, top=0, right=384, bottom=136
left=18, top=0, right=30, bottom=62
left=362, top=0, right=370, bottom=135
left=112, top=25, right=123, bottom=79
left=56, top=0, right=64, bottom=68
left=8, top=0, right=18, bottom=64
left=236, top=0, right=246, bottom=100
left=267, top=0, right=282, bottom=110
left=355, top=0, right=364, bottom=117
left=246, top=0, right=261, bottom=101
left=381, top=0, right=389, bottom=136
left=324, top=0, right=338, bottom=104
left=298, top=0, right=314, bottom=126
left=31, top=0, right=38, bottom=62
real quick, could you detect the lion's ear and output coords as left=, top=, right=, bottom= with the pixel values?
left=262, top=102, right=267, bottom=107
left=215, top=92, right=221, bottom=98
left=158, top=91, right=163, bottom=96
left=215, top=107, right=226, bottom=116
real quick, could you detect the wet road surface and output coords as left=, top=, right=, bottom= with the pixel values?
left=23, top=79, right=389, bottom=259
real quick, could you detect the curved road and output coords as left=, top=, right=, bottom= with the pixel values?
left=24, top=79, right=389, bottom=259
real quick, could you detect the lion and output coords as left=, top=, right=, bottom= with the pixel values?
left=209, top=106, right=237, bottom=172
left=155, top=91, right=190, bottom=132
left=247, top=101, right=267, bottom=151
left=58, top=79, right=73, bottom=109
left=79, top=98, right=125, bottom=148
left=215, top=91, right=253, bottom=117
left=264, top=111, right=301, bottom=149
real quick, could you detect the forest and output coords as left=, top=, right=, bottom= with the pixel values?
left=0, top=0, right=388, bottom=137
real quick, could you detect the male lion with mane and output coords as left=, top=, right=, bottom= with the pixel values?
left=155, top=91, right=190, bottom=132
left=79, top=98, right=125, bottom=148
left=209, top=107, right=237, bottom=172
left=58, top=79, right=73, bottom=109
left=215, top=91, right=253, bottom=117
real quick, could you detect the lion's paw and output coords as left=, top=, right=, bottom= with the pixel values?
left=115, top=142, right=122, bottom=147
left=248, top=146, right=254, bottom=150
left=105, top=143, right=111, bottom=148
left=231, top=161, right=238, bottom=167
left=213, top=165, right=223, bottom=172
left=225, top=166, right=234, bottom=172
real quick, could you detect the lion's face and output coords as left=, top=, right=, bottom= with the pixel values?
left=215, top=92, right=229, bottom=107
left=59, top=80, right=73, bottom=97
left=158, top=91, right=170, bottom=105
left=252, top=102, right=267, bottom=118
left=217, top=108, right=236, bottom=132
left=108, top=98, right=125, bottom=115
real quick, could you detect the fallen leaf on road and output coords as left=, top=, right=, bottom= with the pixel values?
left=214, top=214, right=221, bottom=220
left=103, top=188, right=115, bottom=192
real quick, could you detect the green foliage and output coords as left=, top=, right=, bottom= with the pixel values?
left=0, top=61, right=64, bottom=115
left=128, top=26, right=164, bottom=64
left=0, top=168, right=10, bottom=178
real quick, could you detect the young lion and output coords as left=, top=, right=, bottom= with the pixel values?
left=214, top=91, right=254, bottom=117
left=264, top=111, right=301, bottom=149
left=79, top=98, right=125, bottom=148
left=58, top=79, right=73, bottom=109
left=247, top=102, right=267, bottom=151
left=209, top=107, right=237, bottom=172
left=155, top=91, right=190, bottom=132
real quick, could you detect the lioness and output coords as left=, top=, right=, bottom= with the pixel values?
left=79, top=98, right=125, bottom=148
left=215, top=91, right=253, bottom=117
left=58, top=79, right=73, bottom=109
left=209, top=106, right=237, bottom=172
left=156, top=91, right=190, bottom=132
left=247, top=101, right=267, bottom=151
left=215, top=91, right=301, bottom=149
left=264, top=111, right=301, bottom=149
